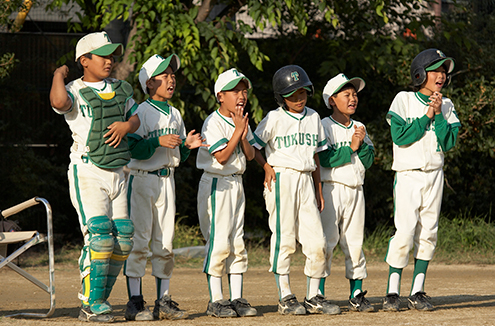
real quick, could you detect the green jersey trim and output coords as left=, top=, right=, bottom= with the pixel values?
left=215, top=110, right=235, bottom=128
left=387, top=111, right=406, bottom=124
left=283, top=107, right=307, bottom=121
left=253, top=133, right=266, bottom=148
left=208, top=138, right=229, bottom=154
left=126, top=102, right=138, bottom=120
left=329, top=116, right=354, bottom=129
left=148, top=99, right=170, bottom=116
left=415, top=92, right=429, bottom=105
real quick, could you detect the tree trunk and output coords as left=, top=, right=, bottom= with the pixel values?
left=112, top=20, right=138, bottom=81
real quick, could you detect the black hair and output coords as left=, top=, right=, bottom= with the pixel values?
left=76, top=53, right=93, bottom=73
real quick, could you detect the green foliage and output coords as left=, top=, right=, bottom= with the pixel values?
left=436, top=212, right=495, bottom=263
left=0, top=53, right=18, bottom=80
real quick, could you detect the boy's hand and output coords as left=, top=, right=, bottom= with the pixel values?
left=429, top=91, right=443, bottom=115
left=158, top=134, right=182, bottom=149
left=54, top=65, right=69, bottom=79
left=350, top=125, right=365, bottom=152
left=231, top=106, right=249, bottom=136
left=263, top=164, right=277, bottom=192
left=185, top=130, right=209, bottom=149
left=104, top=121, right=134, bottom=148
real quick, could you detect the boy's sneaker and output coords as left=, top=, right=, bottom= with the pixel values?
left=206, top=299, right=237, bottom=318
left=348, top=290, right=375, bottom=312
left=278, top=294, right=306, bottom=315
left=408, top=292, right=434, bottom=311
left=303, top=294, right=341, bottom=315
left=78, top=305, right=114, bottom=323
left=382, top=293, right=401, bottom=312
left=125, top=295, right=153, bottom=321
left=153, top=294, right=188, bottom=320
left=231, top=298, right=257, bottom=317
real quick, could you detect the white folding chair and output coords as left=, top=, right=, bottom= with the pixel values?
left=0, top=197, right=55, bottom=318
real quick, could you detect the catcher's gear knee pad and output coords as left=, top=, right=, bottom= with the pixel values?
left=87, top=215, right=113, bottom=236
left=103, top=219, right=134, bottom=299
left=112, top=218, right=134, bottom=258
left=88, top=233, right=114, bottom=306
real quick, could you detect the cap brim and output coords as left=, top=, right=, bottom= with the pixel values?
left=333, top=77, right=365, bottom=96
left=90, top=43, right=123, bottom=57
left=426, top=58, right=455, bottom=73
left=221, top=76, right=252, bottom=91
left=151, top=54, right=181, bottom=77
left=282, top=86, right=312, bottom=98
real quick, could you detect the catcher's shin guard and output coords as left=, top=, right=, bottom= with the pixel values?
left=104, top=218, right=134, bottom=299
left=87, top=216, right=114, bottom=314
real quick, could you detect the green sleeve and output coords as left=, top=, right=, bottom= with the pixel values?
left=357, top=143, right=375, bottom=169
left=434, top=113, right=459, bottom=152
left=128, top=133, right=160, bottom=160
left=318, top=146, right=354, bottom=168
left=390, top=113, right=431, bottom=146
left=179, top=139, right=191, bottom=163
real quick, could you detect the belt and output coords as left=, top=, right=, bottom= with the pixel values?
left=146, top=167, right=171, bottom=177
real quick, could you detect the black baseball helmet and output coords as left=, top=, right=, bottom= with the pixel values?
left=272, top=65, right=314, bottom=106
left=410, top=48, right=455, bottom=87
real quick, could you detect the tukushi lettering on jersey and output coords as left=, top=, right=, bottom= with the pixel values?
left=147, top=127, right=178, bottom=138
left=274, top=133, right=319, bottom=149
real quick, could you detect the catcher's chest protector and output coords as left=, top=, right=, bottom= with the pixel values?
left=79, top=80, right=133, bottom=169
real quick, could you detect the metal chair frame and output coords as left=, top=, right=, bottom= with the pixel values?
left=0, top=197, right=55, bottom=318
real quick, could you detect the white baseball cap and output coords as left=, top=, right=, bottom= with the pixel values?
left=214, top=68, right=252, bottom=100
left=75, top=31, right=123, bottom=62
left=139, top=54, right=181, bottom=94
left=322, top=73, right=365, bottom=109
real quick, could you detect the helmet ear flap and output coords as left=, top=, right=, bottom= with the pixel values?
left=274, top=92, right=285, bottom=107
left=411, top=67, right=426, bottom=87
left=445, top=74, right=452, bottom=87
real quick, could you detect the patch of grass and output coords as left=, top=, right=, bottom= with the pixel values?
left=173, top=216, right=205, bottom=249
left=15, top=212, right=495, bottom=269
left=435, top=213, right=495, bottom=264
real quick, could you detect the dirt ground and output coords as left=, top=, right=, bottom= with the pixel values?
left=1, top=262, right=495, bottom=326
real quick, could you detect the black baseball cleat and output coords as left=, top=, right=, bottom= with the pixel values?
left=278, top=294, right=306, bottom=315
left=348, top=290, right=375, bottom=312
left=408, top=291, right=434, bottom=311
left=125, top=295, right=153, bottom=321
left=231, top=298, right=257, bottom=317
left=78, top=305, right=114, bottom=323
left=153, top=294, right=188, bottom=320
left=303, top=294, right=341, bottom=315
left=206, top=299, right=237, bottom=318
left=382, top=293, right=401, bottom=312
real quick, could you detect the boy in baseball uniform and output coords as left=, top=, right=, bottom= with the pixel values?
left=253, top=65, right=340, bottom=316
left=123, top=54, right=206, bottom=321
left=318, top=73, right=375, bottom=313
left=196, top=68, right=257, bottom=318
left=382, top=49, right=461, bottom=312
left=50, top=31, right=140, bottom=323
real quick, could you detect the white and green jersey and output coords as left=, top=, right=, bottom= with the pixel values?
left=196, top=110, right=255, bottom=175
left=386, top=91, right=461, bottom=172
left=319, top=117, right=374, bottom=187
left=52, top=77, right=137, bottom=163
left=127, top=99, right=188, bottom=171
left=253, top=107, right=328, bottom=172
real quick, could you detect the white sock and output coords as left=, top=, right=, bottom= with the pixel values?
left=229, top=274, right=243, bottom=301
left=208, top=275, right=223, bottom=302
left=127, top=277, right=141, bottom=298
left=411, top=273, right=425, bottom=295
left=156, top=278, right=170, bottom=299
left=277, top=274, right=292, bottom=300
left=307, top=277, right=320, bottom=300
left=388, top=273, right=401, bottom=294
left=353, top=289, right=362, bottom=297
